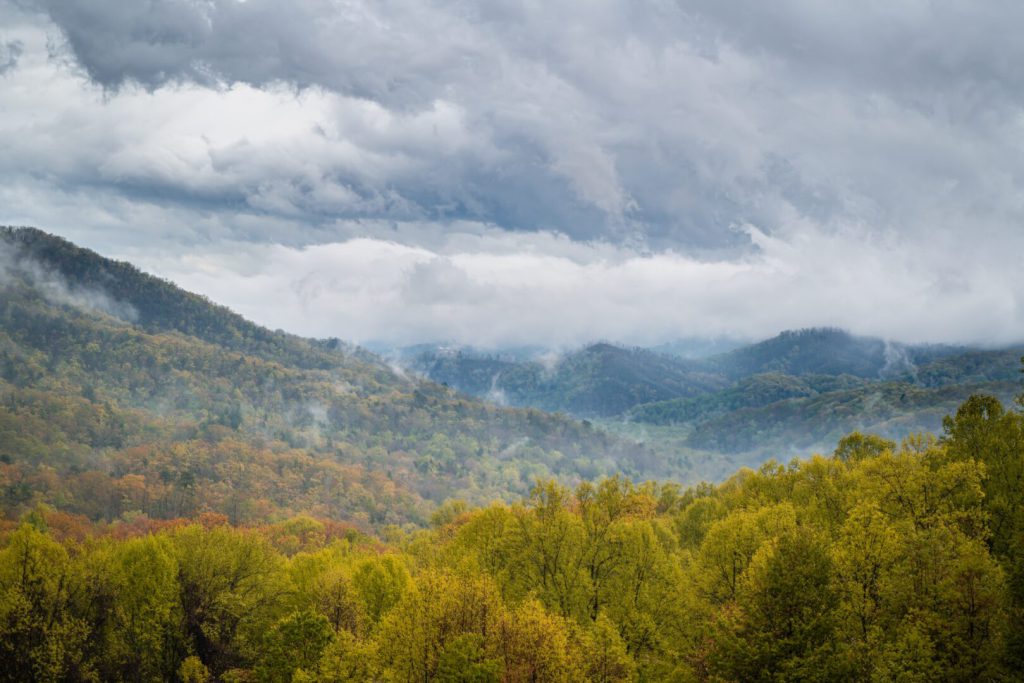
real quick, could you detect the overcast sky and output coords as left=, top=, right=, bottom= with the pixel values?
left=2, top=0, right=1023, bottom=348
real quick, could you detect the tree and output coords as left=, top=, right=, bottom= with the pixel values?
left=709, top=530, right=842, bottom=682
left=942, top=394, right=1024, bottom=672
left=942, top=395, right=1024, bottom=556
left=580, top=613, right=635, bottom=683
left=87, top=535, right=181, bottom=681
left=830, top=502, right=900, bottom=678
left=502, top=481, right=587, bottom=618
left=351, top=555, right=409, bottom=628
left=0, top=525, right=91, bottom=682
left=170, top=525, right=287, bottom=677
left=376, top=570, right=504, bottom=681
left=256, top=609, right=333, bottom=682
left=493, top=599, right=585, bottom=683
left=697, top=503, right=797, bottom=603
left=436, top=634, right=501, bottom=682
left=834, top=432, right=894, bottom=463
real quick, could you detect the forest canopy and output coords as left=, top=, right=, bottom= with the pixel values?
left=1, top=388, right=1022, bottom=682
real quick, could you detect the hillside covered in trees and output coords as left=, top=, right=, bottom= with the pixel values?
left=0, top=227, right=684, bottom=528
left=2, top=391, right=1022, bottom=681
left=406, top=330, right=1023, bottom=457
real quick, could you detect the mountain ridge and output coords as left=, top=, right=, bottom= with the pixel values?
left=0, top=227, right=680, bottom=527
left=401, top=328, right=1023, bottom=455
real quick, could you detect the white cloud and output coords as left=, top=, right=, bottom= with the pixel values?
left=123, top=223, right=1024, bottom=348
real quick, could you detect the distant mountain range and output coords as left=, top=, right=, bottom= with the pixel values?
left=406, top=342, right=729, bottom=416
left=399, top=329, right=1023, bottom=456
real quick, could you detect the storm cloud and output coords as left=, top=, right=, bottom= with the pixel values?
left=1, top=0, right=1023, bottom=346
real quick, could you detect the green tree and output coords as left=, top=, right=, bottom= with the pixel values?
left=580, top=613, right=635, bottom=683
left=0, top=525, right=91, bottom=682
left=256, top=609, right=333, bottom=682
left=436, top=634, right=501, bottom=682
left=377, top=571, right=504, bottom=681
left=503, top=481, right=587, bottom=618
left=89, top=534, right=181, bottom=681
left=709, top=530, right=842, bottom=682
left=834, top=432, right=895, bottom=463
left=351, top=555, right=409, bottom=628
left=697, top=503, right=797, bottom=603
left=170, top=525, right=287, bottom=677
left=942, top=395, right=1024, bottom=555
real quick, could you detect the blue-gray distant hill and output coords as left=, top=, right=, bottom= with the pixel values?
left=409, top=343, right=728, bottom=417
left=404, top=328, right=1023, bottom=456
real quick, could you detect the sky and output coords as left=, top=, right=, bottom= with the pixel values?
left=1, top=0, right=1023, bottom=348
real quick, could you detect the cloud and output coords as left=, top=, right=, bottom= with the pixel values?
left=0, top=238, right=138, bottom=322
left=10, top=0, right=1022, bottom=248
left=0, top=39, right=20, bottom=73
left=1, top=1, right=1024, bottom=346
left=122, top=223, right=1024, bottom=348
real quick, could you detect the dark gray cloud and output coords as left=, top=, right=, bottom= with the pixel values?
left=0, top=39, right=20, bottom=73
left=1, top=0, right=1023, bottom=346
left=16, top=0, right=1024, bottom=248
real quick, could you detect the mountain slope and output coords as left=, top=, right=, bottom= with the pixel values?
left=408, top=327, right=1022, bottom=456
left=408, top=329, right=1012, bottom=423
left=701, top=327, right=963, bottom=379
left=625, top=343, right=1023, bottom=451
left=411, top=342, right=728, bottom=417
left=0, top=227, right=674, bottom=527
left=0, top=226, right=380, bottom=371
left=684, top=379, right=1022, bottom=454
left=627, top=372, right=869, bottom=425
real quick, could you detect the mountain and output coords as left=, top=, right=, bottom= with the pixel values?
left=3, top=229, right=1022, bottom=682
left=627, top=343, right=1023, bottom=452
left=405, top=328, right=999, bottom=422
left=684, top=379, right=1022, bottom=454
left=404, top=326, right=1023, bottom=457
left=2, top=226, right=1020, bottom=531
left=628, top=372, right=870, bottom=425
left=0, top=226, right=378, bottom=370
left=0, top=227, right=679, bottom=528
left=648, top=336, right=747, bottom=359
left=702, top=327, right=963, bottom=379
left=409, top=342, right=728, bottom=417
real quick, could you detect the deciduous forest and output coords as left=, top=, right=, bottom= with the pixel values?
left=3, top=394, right=1023, bottom=681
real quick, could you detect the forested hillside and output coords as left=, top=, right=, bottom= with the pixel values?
left=0, top=228, right=679, bottom=527
left=701, top=327, right=958, bottom=379
left=2, top=392, right=1022, bottom=681
left=407, top=329, right=1023, bottom=456
left=411, top=343, right=726, bottom=417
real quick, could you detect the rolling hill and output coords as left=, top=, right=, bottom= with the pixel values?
left=0, top=227, right=678, bottom=528
left=404, top=329, right=1023, bottom=456
left=2, top=226, right=1020, bottom=530
left=409, top=342, right=727, bottom=417
left=700, top=327, right=963, bottom=379
left=1, top=229, right=1021, bottom=683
